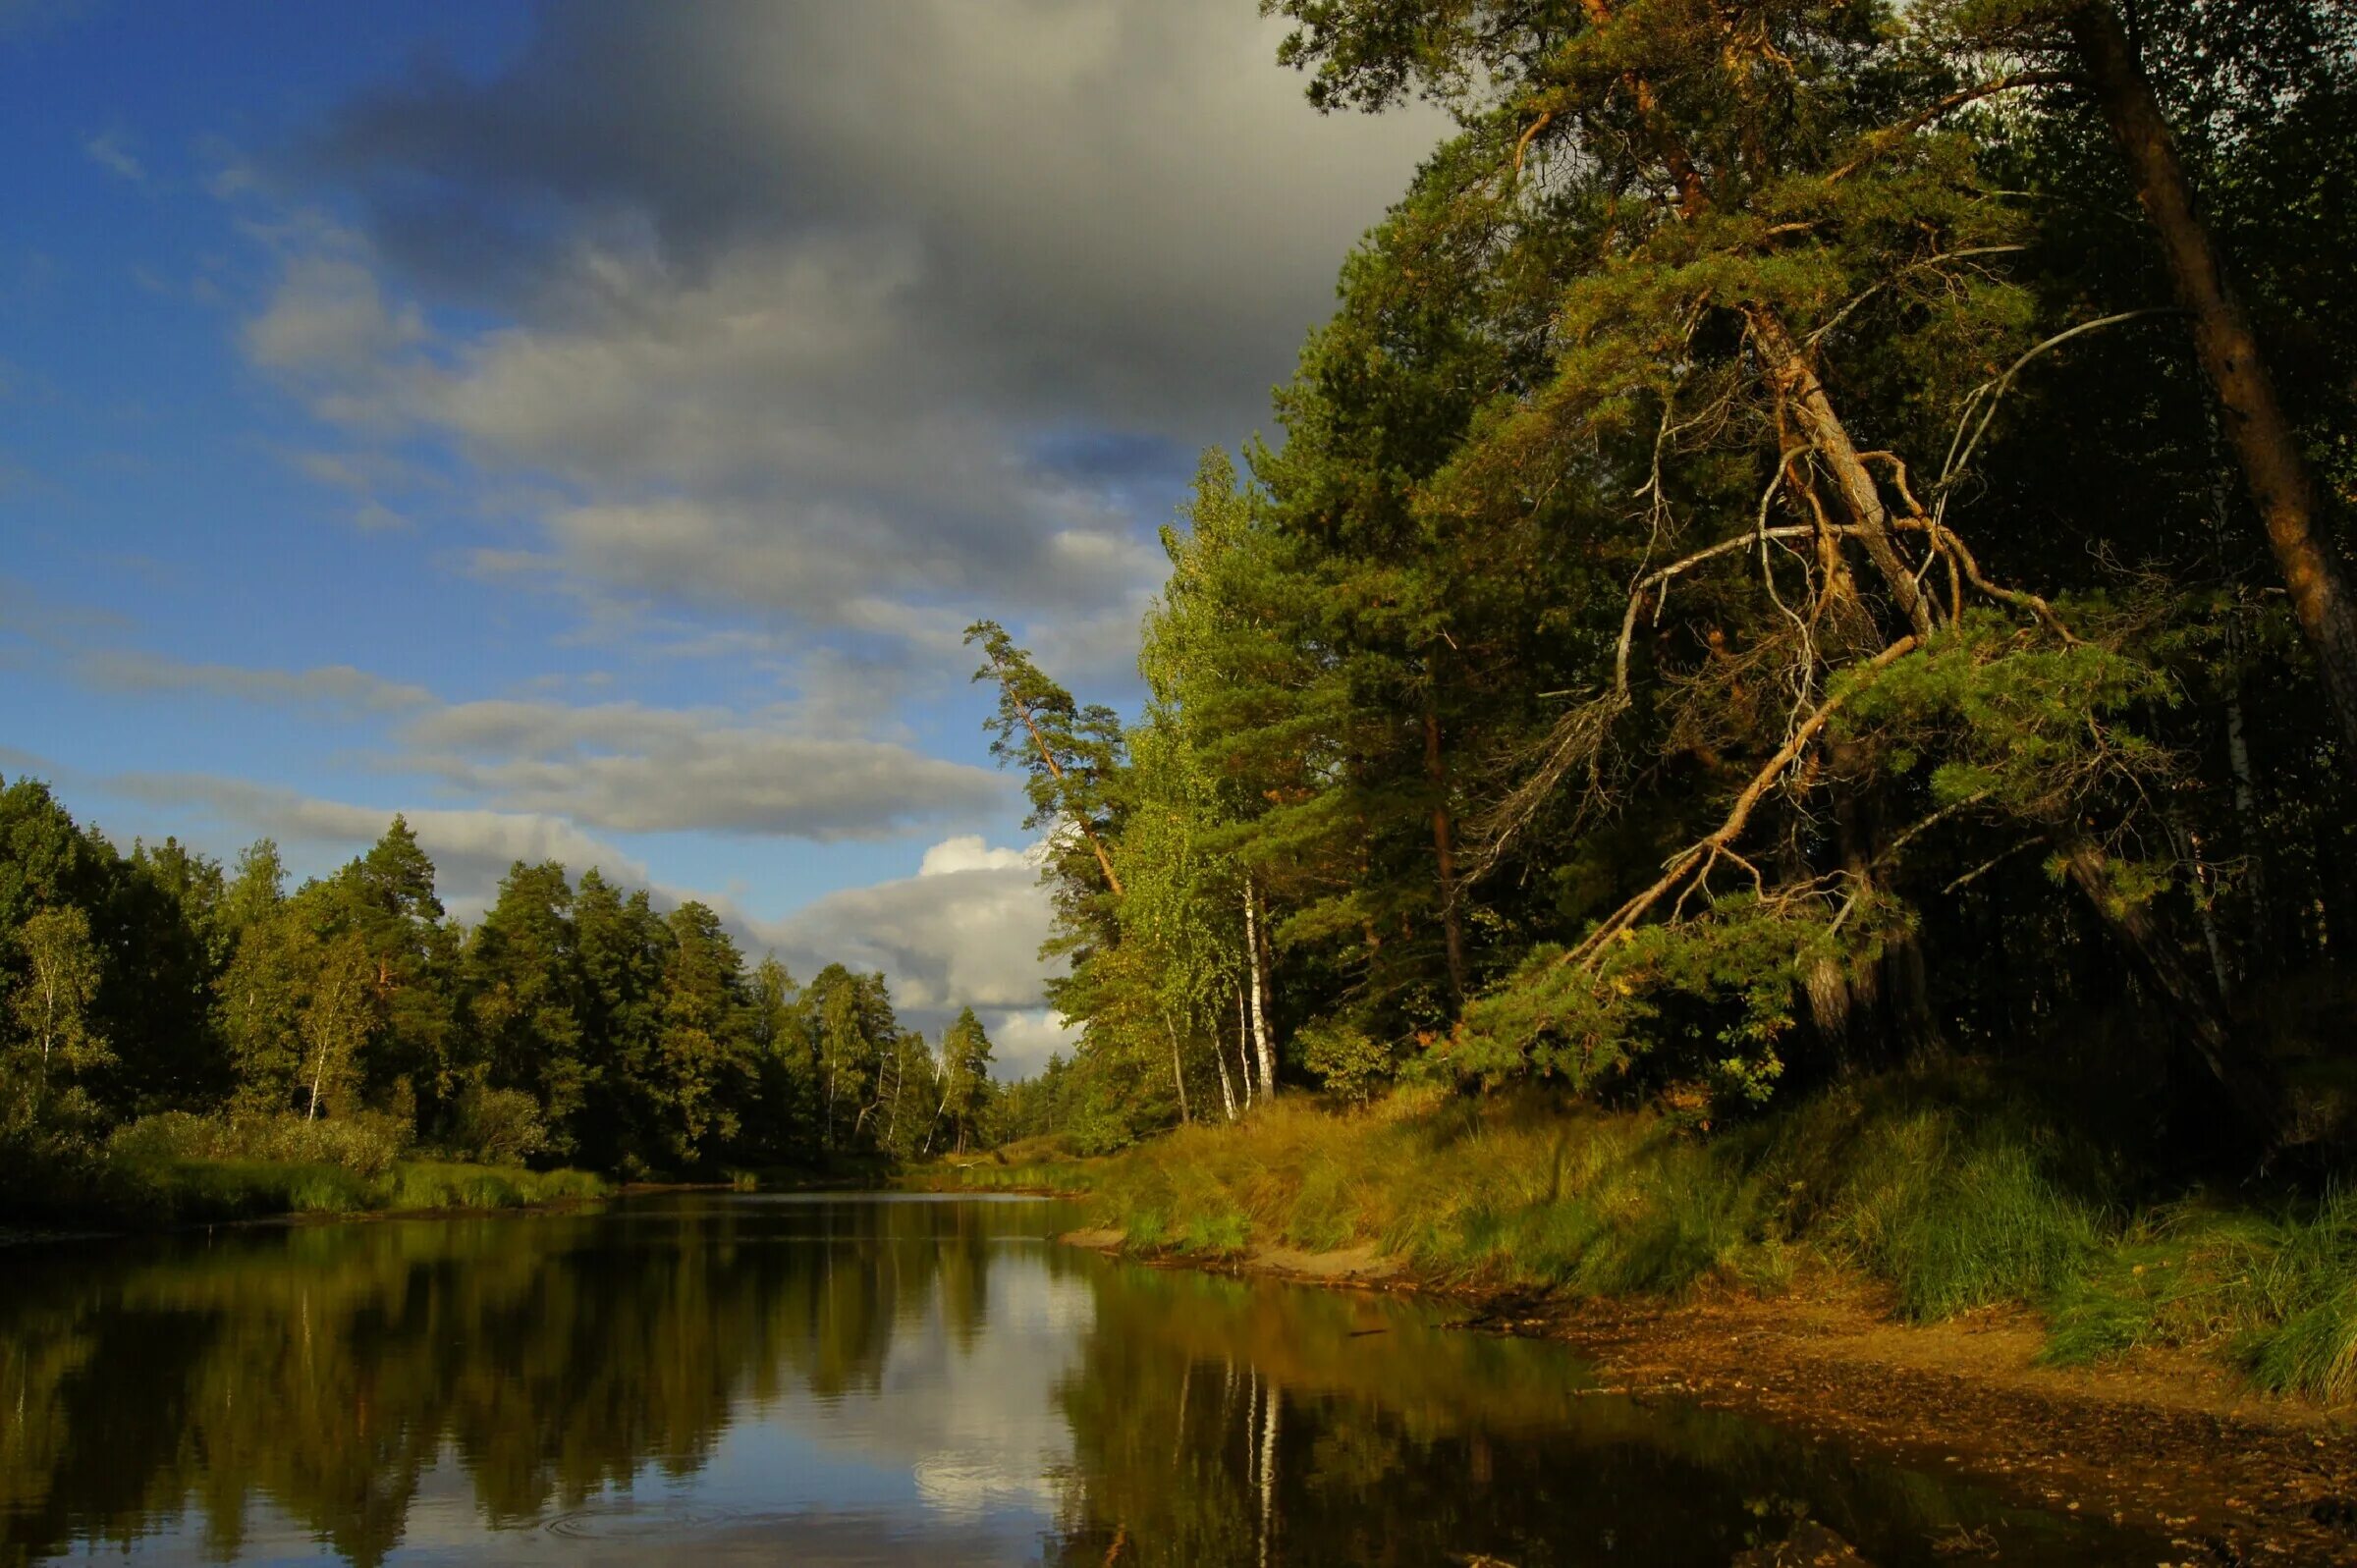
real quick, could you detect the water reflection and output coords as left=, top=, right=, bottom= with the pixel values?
left=0, top=1196, right=2162, bottom=1566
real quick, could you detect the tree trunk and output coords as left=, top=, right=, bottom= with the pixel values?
left=1215, top=1030, right=1238, bottom=1122
left=1015, top=705, right=1126, bottom=897
left=2057, top=837, right=2284, bottom=1140
left=1244, top=878, right=1277, bottom=1099
left=922, top=1064, right=955, bottom=1156
left=1237, top=988, right=1254, bottom=1110
left=2068, top=0, right=2357, bottom=753
left=1745, top=308, right=1939, bottom=641
left=1257, top=1379, right=1281, bottom=1568
left=1164, top=1011, right=1190, bottom=1125
left=1422, top=704, right=1469, bottom=1006
left=2225, top=679, right=2268, bottom=955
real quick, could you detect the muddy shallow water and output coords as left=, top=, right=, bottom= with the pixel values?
left=0, top=1193, right=2165, bottom=1565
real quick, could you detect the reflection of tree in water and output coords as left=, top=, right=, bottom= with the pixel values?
left=4, top=1205, right=2166, bottom=1568
left=1042, top=1267, right=2161, bottom=1568
left=0, top=1198, right=1022, bottom=1567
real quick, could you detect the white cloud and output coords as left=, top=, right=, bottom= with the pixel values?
left=916, top=836, right=1030, bottom=876
left=243, top=253, right=423, bottom=383
left=83, top=129, right=143, bottom=183
left=980, top=1007, right=1081, bottom=1078
left=747, top=835, right=1057, bottom=1024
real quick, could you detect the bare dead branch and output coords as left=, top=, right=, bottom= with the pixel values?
left=1938, top=308, right=2184, bottom=504
left=1565, top=635, right=1921, bottom=967
left=1510, top=109, right=1556, bottom=181
left=1806, top=246, right=2029, bottom=348
left=1826, top=72, right=2073, bottom=185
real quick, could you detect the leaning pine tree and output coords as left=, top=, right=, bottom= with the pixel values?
left=1267, top=0, right=2284, bottom=1135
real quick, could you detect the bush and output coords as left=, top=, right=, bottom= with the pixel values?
left=2, top=1120, right=608, bottom=1229
left=107, top=1109, right=412, bottom=1177
left=1297, top=1020, right=1397, bottom=1103
left=439, top=1083, right=548, bottom=1166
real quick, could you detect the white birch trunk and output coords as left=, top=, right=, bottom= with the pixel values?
left=1245, top=877, right=1276, bottom=1100
left=1214, top=1024, right=1238, bottom=1122
left=1236, top=987, right=1253, bottom=1110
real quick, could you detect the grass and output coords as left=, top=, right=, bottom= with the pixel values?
left=906, top=1134, right=1096, bottom=1195
left=2037, top=1188, right=2357, bottom=1400
left=969, top=1073, right=2357, bottom=1404
left=2, top=1147, right=611, bottom=1230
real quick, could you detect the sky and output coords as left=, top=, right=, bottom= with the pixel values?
left=0, top=0, right=1439, bottom=1074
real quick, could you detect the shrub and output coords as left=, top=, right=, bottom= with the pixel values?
left=107, top=1110, right=411, bottom=1177
left=440, top=1083, right=548, bottom=1166
left=1297, top=1020, right=1396, bottom=1103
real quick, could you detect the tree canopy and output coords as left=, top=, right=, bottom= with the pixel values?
left=0, top=782, right=994, bottom=1181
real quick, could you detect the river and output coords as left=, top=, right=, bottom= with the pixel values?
left=0, top=1193, right=2165, bottom=1565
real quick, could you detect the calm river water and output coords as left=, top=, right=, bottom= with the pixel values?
left=0, top=1194, right=2164, bottom=1566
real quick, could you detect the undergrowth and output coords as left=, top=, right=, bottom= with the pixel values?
left=2, top=1143, right=610, bottom=1229
left=931, top=1074, right=2357, bottom=1404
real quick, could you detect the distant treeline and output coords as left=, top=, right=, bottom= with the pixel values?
left=0, top=775, right=993, bottom=1180
left=979, top=0, right=2357, bottom=1162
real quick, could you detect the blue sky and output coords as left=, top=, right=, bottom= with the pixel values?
left=0, top=0, right=1435, bottom=1071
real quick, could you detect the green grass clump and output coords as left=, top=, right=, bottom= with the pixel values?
left=1068, top=1078, right=2100, bottom=1308
left=1810, top=1109, right=2103, bottom=1320
left=904, top=1138, right=1098, bottom=1195
left=2029, top=1193, right=2357, bottom=1402
left=1080, top=1090, right=1774, bottom=1297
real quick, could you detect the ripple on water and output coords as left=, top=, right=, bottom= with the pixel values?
left=542, top=1501, right=751, bottom=1540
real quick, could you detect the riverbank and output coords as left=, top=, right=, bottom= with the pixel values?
left=1064, top=1225, right=2357, bottom=1562
left=920, top=1077, right=2357, bottom=1557
left=941, top=1078, right=2357, bottom=1398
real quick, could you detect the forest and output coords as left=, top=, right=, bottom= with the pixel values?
left=0, top=776, right=995, bottom=1218
left=979, top=0, right=2357, bottom=1168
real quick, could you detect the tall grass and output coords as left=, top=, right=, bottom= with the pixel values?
left=1073, top=1090, right=1780, bottom=1297
left=1035, top=1076, right=2357, bottom=1402
left=2037, top=1189, right=2357, bottom=1401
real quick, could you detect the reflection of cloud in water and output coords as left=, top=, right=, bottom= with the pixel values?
left=910, top=1454, right=1047, bottom=1518
left=871, top=1259, right=1092, bottom=1518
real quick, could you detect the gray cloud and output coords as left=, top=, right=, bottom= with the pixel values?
left=17, top=729, right=1064, bottom=1067
left=397, top=697, right=1010, bottom=839
left=238, top=0, right=1439, bottom=664
left=77, top=649, right=432, bottom=713
left=243, top=252, right=422, bottom=381
left=61, top=645, right=1005, bottom=841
